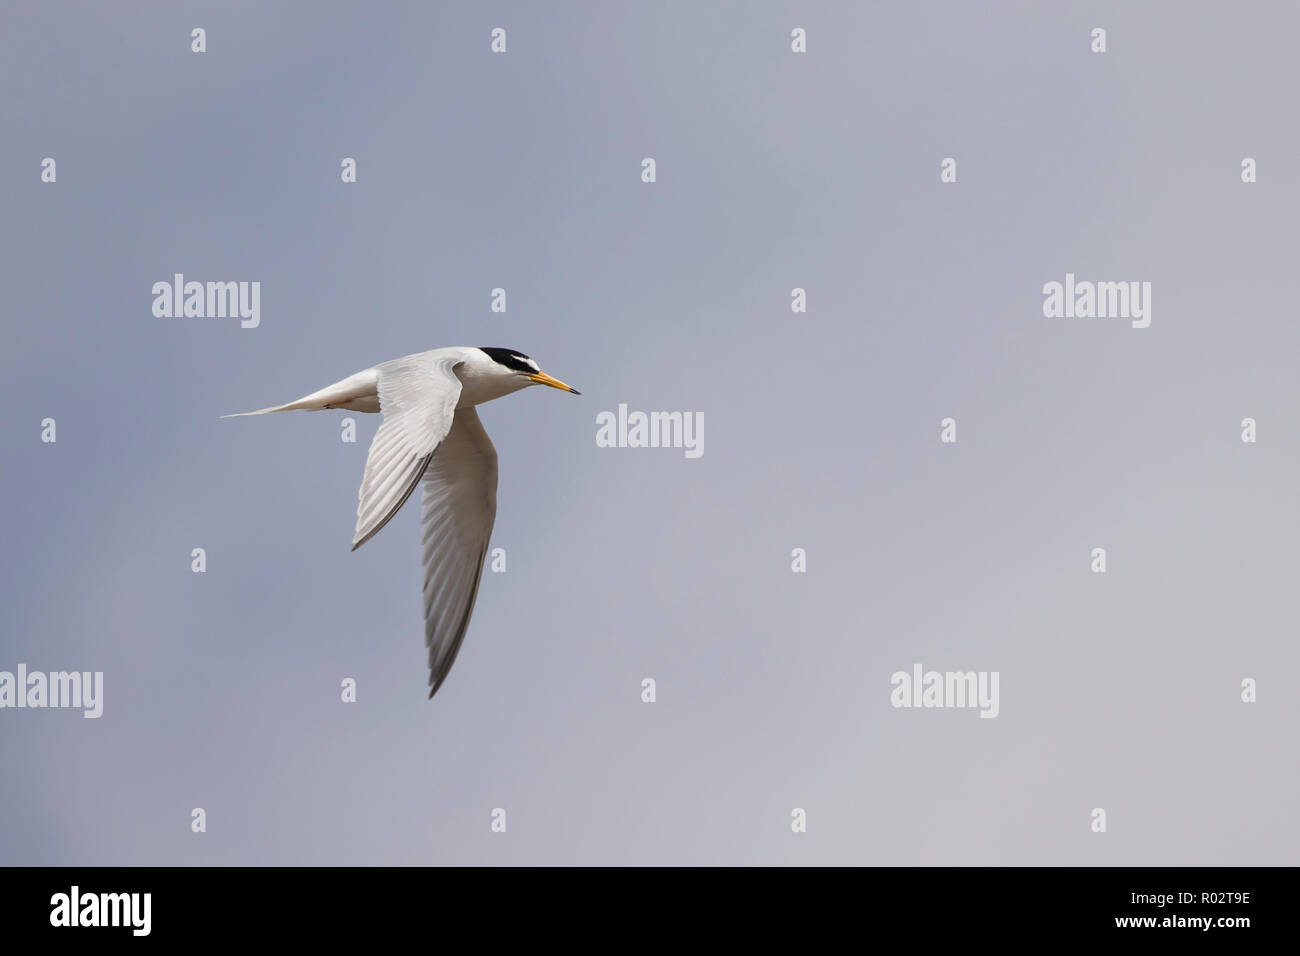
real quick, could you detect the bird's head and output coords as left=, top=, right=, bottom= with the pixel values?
left=476, top=347, right=581, bottom=395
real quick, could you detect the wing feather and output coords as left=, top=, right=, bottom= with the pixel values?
left=420, top=406, right=498, bottom=697
left=351, top=355, right=462, bottom=551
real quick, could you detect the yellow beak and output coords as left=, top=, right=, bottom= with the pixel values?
left=528, top=371, right=581, bottom=395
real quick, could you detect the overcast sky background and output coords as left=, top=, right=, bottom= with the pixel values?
left=2, top=1, right=1297, bottom=865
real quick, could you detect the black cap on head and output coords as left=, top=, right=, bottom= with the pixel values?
left=479, top=347, right=539, bottom=373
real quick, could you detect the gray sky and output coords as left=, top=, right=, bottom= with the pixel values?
left=2, top=1, right=1297, bottom=864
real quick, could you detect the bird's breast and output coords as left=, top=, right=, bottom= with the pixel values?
left=454, top=369, right=529, bottom=408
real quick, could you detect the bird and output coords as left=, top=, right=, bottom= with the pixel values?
left=222, top=347, right=580, bottom=698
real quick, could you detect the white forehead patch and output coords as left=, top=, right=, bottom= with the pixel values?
left=515, top=355, right=539, bottom=372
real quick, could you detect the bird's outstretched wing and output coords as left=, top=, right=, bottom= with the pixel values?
left=352, top=355, right=463, bottom=551
left=420, top=405, right=498, bottom=697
